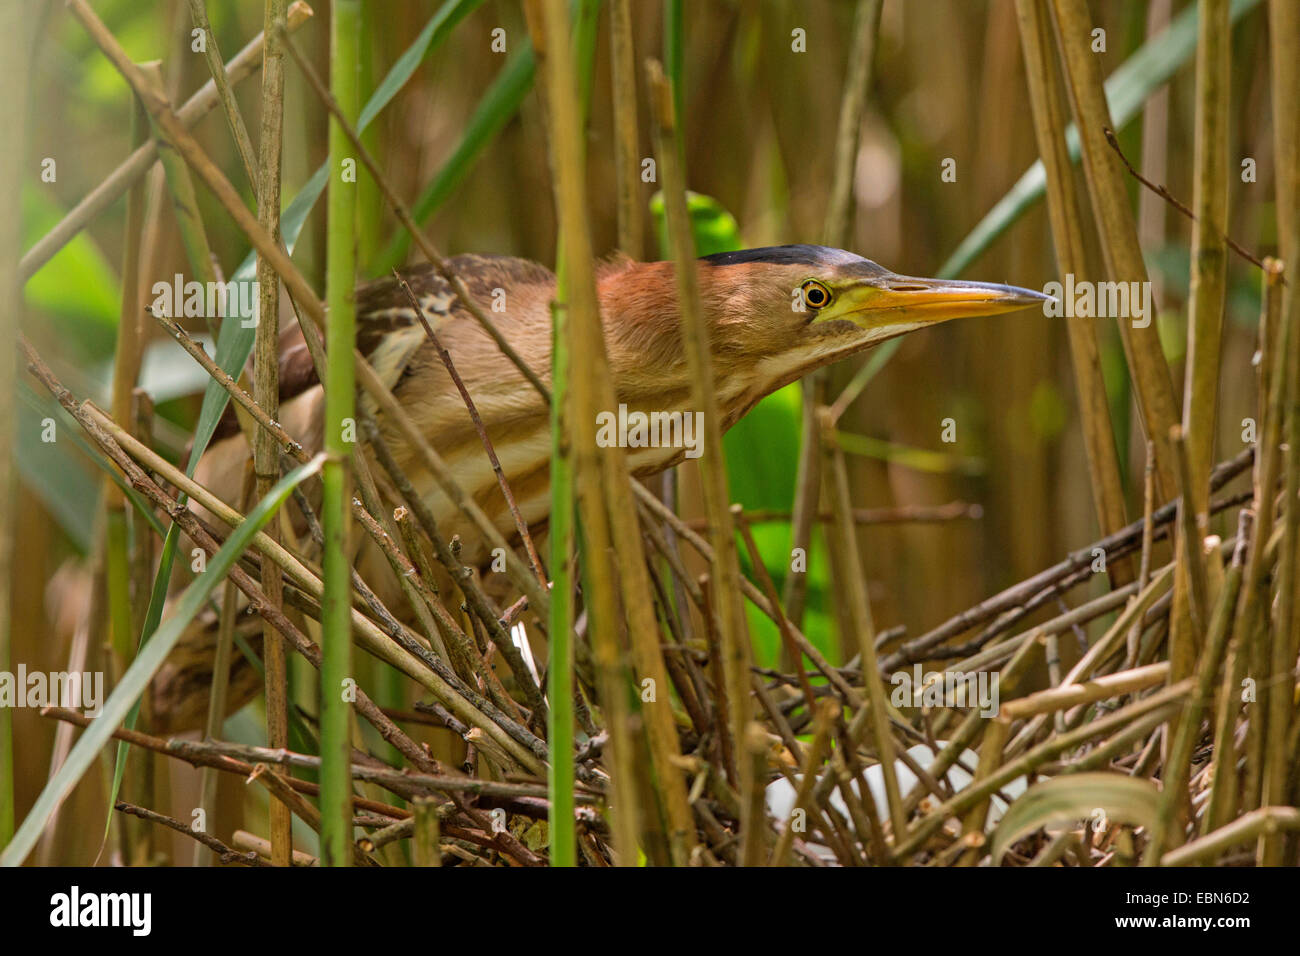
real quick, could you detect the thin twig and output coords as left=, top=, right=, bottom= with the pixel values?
left=114, top=801, right=268, bottom=867
left=1103, top=127, right=1278, bottom=279
left=391, top=270, right=545, bottom=579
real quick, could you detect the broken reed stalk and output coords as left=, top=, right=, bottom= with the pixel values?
left=319, top=0, right=361, bottom=867
left=1165, top=807, right=1300, bottom=866
left=880, top=448, right=1252, bottom=671
left=1014, top=0, right=1129, bottom=562
left=957, top=717, right=1011, bottom=866
left=1047, top=0, right=1181, bottom=501
left=1004, top=562, right=1176, bottom=756
left=116, top=801, right=267, bottom=867
left=895, top=681, right=1194, bottom=859
left=646, top=56, right=752, bottom=861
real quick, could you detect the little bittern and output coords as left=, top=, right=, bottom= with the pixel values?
left=153, top=245, right=1046, bottom=729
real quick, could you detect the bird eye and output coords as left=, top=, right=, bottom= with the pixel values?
left=801, top=280, right=831, bottom=309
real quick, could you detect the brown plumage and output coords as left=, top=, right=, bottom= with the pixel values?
left=152, top=246, right=1046, bottom=731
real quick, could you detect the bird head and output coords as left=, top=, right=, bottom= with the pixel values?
left=697, top=244, right=1049, bottom=380
left=599, top=244, right=1050, bottom=407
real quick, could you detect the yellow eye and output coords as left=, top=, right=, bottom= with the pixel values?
left=801, top=279, right=831, bottom=309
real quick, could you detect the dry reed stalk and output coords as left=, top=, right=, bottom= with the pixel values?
left=0, top=0, right=29, bottom=847
left=255, top=0, right=292, bottom=868
left=818, top=408, right=906, bottom=844
left=609, top=0, right=643, bottom=260
left=186, top=0, right=258, bottom=185
left=1169, top=0, right=1232, bottom=685
left=1260, top=0, right=1300, bottom=866
left=1144, top=519, right=1247, bottom=864
left=646, top=55, right=745, bottom=862
left=1047, top=0, right=1181, bottom=501
left=533, top=0, right=700, bottom=865
left=1014, top=0, right=1129, bottom=566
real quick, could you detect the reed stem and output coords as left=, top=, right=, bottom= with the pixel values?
left=320, top=0, right=361, bottom=867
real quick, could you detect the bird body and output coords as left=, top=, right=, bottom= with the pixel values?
left=200, top=245, right=1045, bottom=566
left=156, top=245, right=1046, bottom=730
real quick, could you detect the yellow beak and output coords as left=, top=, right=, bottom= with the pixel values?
left=825, top=274, right=1051, bottom=330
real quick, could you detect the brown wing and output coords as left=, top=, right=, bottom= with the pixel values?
left=208, top=255, right=554, bottom=444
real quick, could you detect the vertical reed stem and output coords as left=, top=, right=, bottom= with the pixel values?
left=257, top=0, right=292, bottom=868
left=609, top=0, right=643, bottom=260
left=1259, top=0, right=1300, bottom=863
left=1048, top=0, right=1181, bottom=501
left=1169, top=0, right=1231, bottom=684
left=819, top=407, right=906, bottom=845
left=1145, top=524, right=1246, bottom=864
left=1259, top=19, right=1300, bottom=871
left=320, top=0, right=360, bottom=867
left=787, top=0, right=883, bottom=638
left=547, top=293, right=576, bottom=866
left=0, top=0, right=29, bottom=846
left=822, top=0, right=882, bottom=250
left=186, top=0, right=258, bottom=186
left=1015, top=0, right=1130, bottom=565
left=526, top=0, right=638, bottom=865
left=647, top=56, right=752, bottom=860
